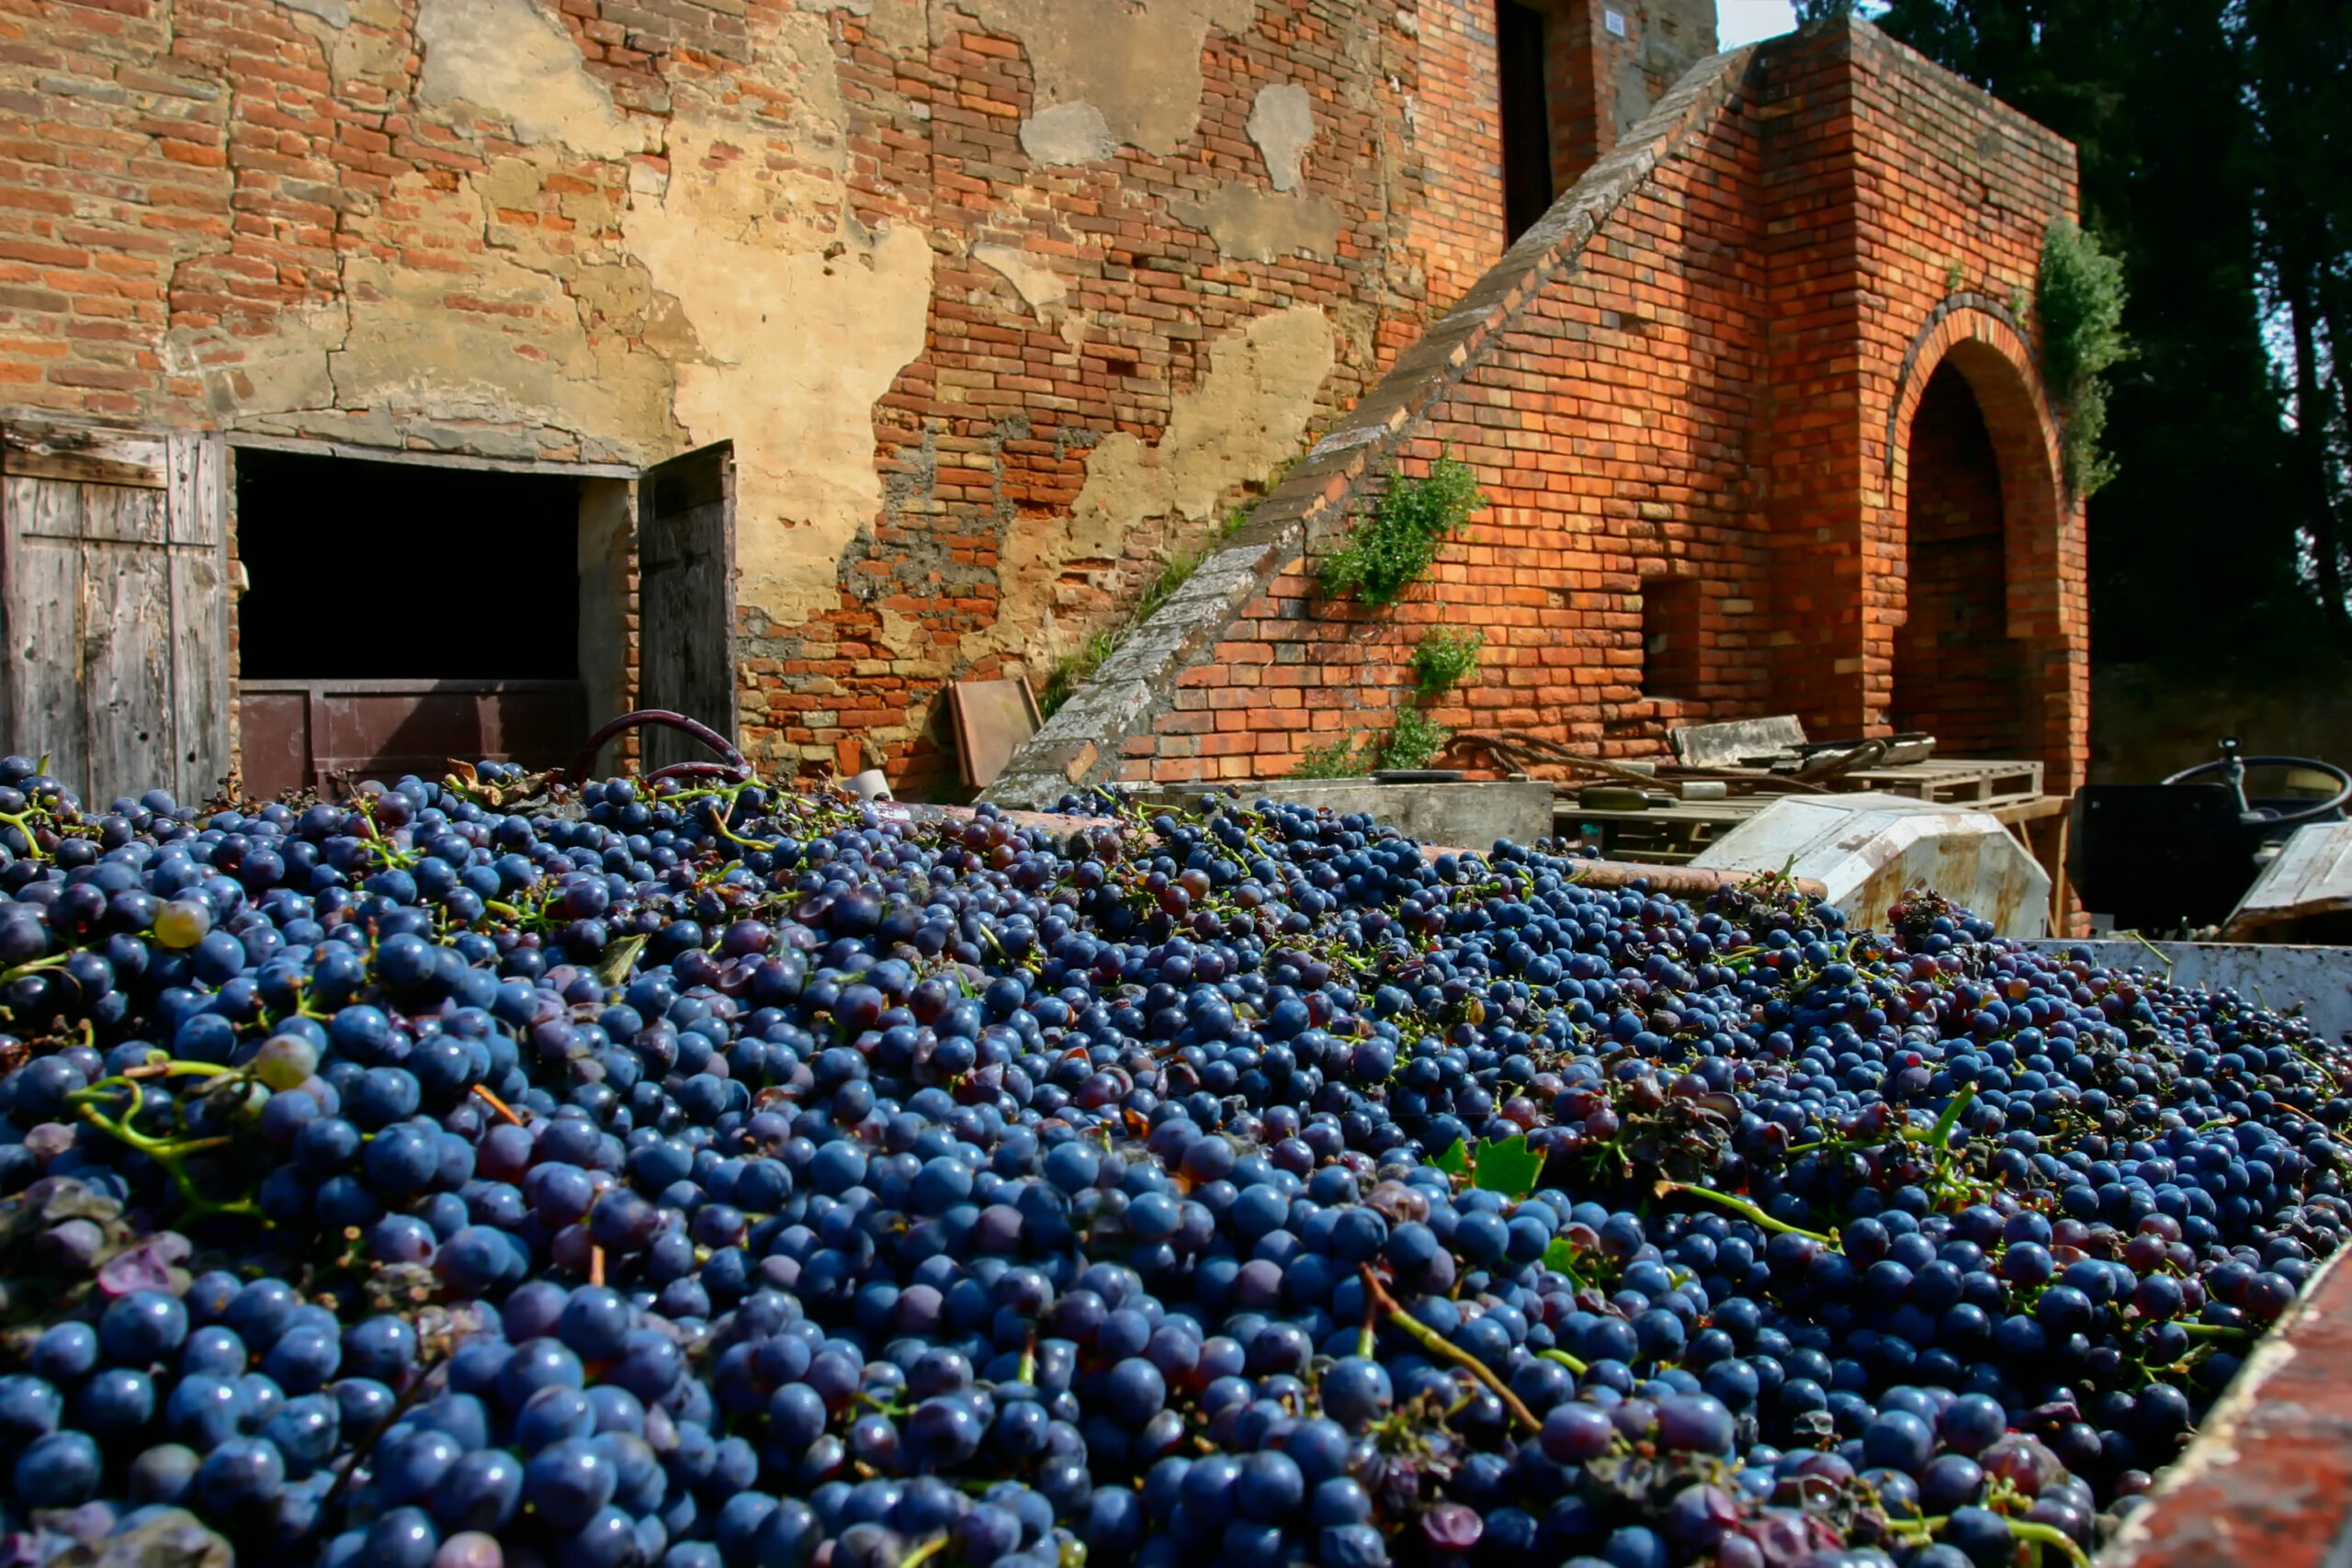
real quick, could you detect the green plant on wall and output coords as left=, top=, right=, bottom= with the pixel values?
left=1411, top=627, right=1484, bottom=696
left=1318, top=457, right=1487, bottom=606
left=1288, top=709, right=1453, bottom=778
left=2038, top=219, right=2130, bottom=498
left=1379, top=707, right=1451, bottom=770
left=1291, top=732, right=1376, bottom=778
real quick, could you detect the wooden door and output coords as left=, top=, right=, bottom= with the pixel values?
left=637, top=443, right=736, bottom=773
left=0, top=417, right=231, bottom=809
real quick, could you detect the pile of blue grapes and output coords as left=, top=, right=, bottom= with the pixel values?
left=0, top=751, right=2338, bottom=1568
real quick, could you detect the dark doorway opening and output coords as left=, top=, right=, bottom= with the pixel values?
left=1891, top=362, right=2029, bottom=757
left=232, top=448, right=624, bottom=797
left=237, top=449, right=578, bottom=680
left=1499, top=0, right=1555, bottom=243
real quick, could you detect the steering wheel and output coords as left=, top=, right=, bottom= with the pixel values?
left=2163, top=736, right=2352, bottom=826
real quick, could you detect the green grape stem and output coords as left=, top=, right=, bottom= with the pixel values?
left=1653, top=1179, right=1837, bottom=1245
left=1357, top=1264, right=1540, bottom=1434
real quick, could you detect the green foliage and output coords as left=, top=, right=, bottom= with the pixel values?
left=1037, top=508, right=1250, bottom=721
left=1289, top=732, right=1377, bottom=779
left=1875, top=0, right=2325, bottom=666
left=1411, top=627, right=1484, bottom=696
left=1287, top=706, right=1452, bottom=778
left=1470, top=1134, right=1543, bottom=1197
left=1432, top=1134, right=1544, bottom=1198
left=1378, top=707, right=1451, bottom=772
left=1318, top=457, right=1487, bottom=607
left=2038, top=219, right=2130, bottom=497
left=1035, top=627, right=1122, bottom=722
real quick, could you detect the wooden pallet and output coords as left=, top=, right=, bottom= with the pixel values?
left=1835, top=758, right=2042, bottom=807
left=1554, top=798, right=1769, bottom=864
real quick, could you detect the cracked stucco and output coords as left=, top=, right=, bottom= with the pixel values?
left=415, top=0, right=645, bottom=159
left=623, top=110, right=934, bottom=628
left=959, top=0, right=1259, bottom=157
left=1248, top=84, right=1315, bottom=192
left=978, top=303, right=1336, bottom=669
left=1171, top=183, right=1343, bottom=263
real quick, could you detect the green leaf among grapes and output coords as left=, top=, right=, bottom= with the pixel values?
left=1471, top=1134, right=1542, bottom=1197
left=1433, top=1138, right=1472, bottom=1177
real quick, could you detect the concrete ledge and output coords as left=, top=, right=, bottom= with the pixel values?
left=980, top=44, right=1757, bottom=810
left=1148, top=779, right=1556, bottom=851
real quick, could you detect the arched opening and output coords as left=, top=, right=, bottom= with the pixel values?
left=1891, top=360, right=2030, bottom=757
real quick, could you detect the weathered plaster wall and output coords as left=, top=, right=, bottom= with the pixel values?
left=5, top=0, right=1531, bottom=793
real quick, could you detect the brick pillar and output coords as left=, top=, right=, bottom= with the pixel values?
left=1545, top=0, right=1721, bottom=190
left=1757, top=23, right=1874, bottom=738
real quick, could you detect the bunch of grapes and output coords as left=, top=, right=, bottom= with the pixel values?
left=0, top=750, right=2334, bottom=1568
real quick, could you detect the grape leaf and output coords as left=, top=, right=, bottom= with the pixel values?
left=1433, top=1138, right=1472, bottom=1177
left=1542, top=1236, right=1583, bottom=1277
left=1471, top=1134, right=1541, bottom=1197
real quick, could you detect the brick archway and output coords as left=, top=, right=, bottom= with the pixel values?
left=1878, top=303, right=2087, bottom=789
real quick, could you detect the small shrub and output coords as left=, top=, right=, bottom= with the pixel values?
left=1291, top=732, right=1374, bottom=779
left=1412, top=627, right=1484, bottom=695
left=1319, top=457, right=1487, bottom=606
left=2039, top=220, right=2130, bottom=498
left=1378, top=708, right=1452, bottom=772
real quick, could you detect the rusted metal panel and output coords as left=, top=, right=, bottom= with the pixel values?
left=638, top=444, right=735, bottom=773
left=238, top=679, right=586, bottom=797
left=238, top=691, right=311, bottom=802
left=950, top=679, right=1041, bottom=790
left=1691, top=792, right=2053, bottom=938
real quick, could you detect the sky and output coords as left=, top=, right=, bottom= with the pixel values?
left=1716, top=0, right=1799, bottom=46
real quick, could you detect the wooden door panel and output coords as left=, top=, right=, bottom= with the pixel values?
left=1, top=418, right=228, bottom=810
left=638, top=443, right=736, bottom=773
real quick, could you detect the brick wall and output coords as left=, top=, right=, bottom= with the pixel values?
left=989, top=17, right=2089, bottom=807
left=1, top=4, right=2087, bottom=803
left=1, top=0, right=1577, bottom=797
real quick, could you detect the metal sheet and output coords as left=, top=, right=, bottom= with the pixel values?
left=2020, top=939, right=2352, bottom=1044
left=1691, top=792, right=2052, bottom=938
left=951, top=679, right=1041, bottom=790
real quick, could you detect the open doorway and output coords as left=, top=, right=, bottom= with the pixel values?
left=233, top=447, right=632, bottom=797
left=1890, top=362, right=2029, bottom=757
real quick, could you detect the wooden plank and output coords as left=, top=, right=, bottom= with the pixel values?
left=3, top=417, right=168, bottom=488
left=638, top=443, right=736, bottom=773
left=165, top=432, right=230, bottom=806
left=1, top=478, right=87, bottom=795
left=2224, top=822, right=2352, bottom=939
left=79, top=513, right=174, bottom=809
left=1669, top=715, right=1806, bottom=769
left=224, top=432, right=639, bottom=479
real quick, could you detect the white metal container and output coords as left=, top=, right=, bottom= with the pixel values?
left=1691, top=793, right=2052, bottom=938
